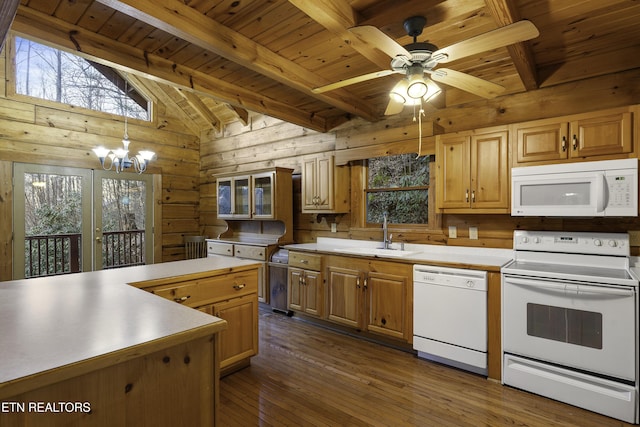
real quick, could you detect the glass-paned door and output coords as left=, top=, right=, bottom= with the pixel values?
left=93, top=171, right=153, bottom=270
left=13, top=164, right=92, bottom=279
left=13, top=164, right=153, bottom=279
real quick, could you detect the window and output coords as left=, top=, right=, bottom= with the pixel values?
left=13, top=36, right=149, bottom=120
left=366, top=154, right=430, bottom=224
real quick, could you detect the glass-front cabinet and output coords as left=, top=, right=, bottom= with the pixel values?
left=217, top=175, right=251, bottom=219
left=216, top=168, right=291, bottom=221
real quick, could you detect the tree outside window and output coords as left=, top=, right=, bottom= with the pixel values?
left=366, top=154, right=429, bottom=224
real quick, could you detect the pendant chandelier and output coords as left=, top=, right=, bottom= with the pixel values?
left=93, top=79, right=155, bottom=174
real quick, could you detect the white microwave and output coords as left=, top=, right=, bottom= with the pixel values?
left=511, top=158, right=638, bottom=217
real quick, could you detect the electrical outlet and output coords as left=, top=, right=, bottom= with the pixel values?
left=331, top=223, right=337, bottom=233
left=469, top=226, right=478, bottom=240
left=630, top=230, right=640, bottom=246
left=448, top=226, right=457, bottom=239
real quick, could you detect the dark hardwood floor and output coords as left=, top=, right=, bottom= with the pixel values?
left=219, top=309, right=632, bottom=426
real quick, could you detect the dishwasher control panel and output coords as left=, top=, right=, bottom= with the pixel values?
left=413, top=266, right=487, bottom=291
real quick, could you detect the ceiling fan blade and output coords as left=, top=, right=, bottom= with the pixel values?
left=430, top=68, right=504, bottom=99
left=312, top=70, right=399, bottom=94
left=433, top=20, right=539, bottom=64
left=348, top=25, right=412, bottom=60
left=384, top=97, right=405, bottom=115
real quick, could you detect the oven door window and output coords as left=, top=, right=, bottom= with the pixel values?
left=527, top=303, right=602, bottom=349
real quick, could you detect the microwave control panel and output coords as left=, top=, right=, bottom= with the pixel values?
left=607, top=173, right=635, bottom=208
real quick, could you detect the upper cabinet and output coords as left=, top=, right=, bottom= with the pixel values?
left=513, top=106, right=635, bottom=166
left=216, top=168, right=293, bottom=220
left=436, top=126, right=509, bottom=213
left=301, top=155, right=349, bottom=213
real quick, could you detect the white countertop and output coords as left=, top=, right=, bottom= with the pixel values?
left=284, top=238, right=513, bottom=270
left=0, top=257, right=260, bottom=393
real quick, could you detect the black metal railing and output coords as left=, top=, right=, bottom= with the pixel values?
left=24, top=230, right=146, bottom=278
left=102, top=230, right=145, bottom=269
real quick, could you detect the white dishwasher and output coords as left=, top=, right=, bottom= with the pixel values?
left=413, top=265, right=488, bottom=375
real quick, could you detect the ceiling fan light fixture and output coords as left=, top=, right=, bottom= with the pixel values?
left=423, top=79, right=442, bottom=102
left=389, top=79, right=408, bottom=104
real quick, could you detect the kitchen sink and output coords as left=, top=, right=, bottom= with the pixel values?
left=333, top=247, right=419, bottom=258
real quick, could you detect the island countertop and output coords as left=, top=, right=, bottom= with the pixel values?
left=0, top=257, right=260, bottom=399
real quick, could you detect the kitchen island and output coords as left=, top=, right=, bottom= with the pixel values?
left=0, top=257, right=260, bottom=426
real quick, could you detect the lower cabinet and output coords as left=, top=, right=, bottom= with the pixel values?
left=198, top=295, right=258, bottom=372
left=288, top=266, right=323, bottom=317
left=326, top=256, right=412, bottom=343
left=288, top=251, right=324, bottom=318
left=136, top=266, right=259, bottom=376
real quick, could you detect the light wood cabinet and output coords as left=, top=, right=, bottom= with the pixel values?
left=139, top=266, right=259, bottom=376
left=326, top=256, right=412, bottom=343
left=436, top=127, right=509, bottom=213
left=513, top=106, right=634, bottom=166
left=301, top=154, right=349, bottom=213
left=288, top=251, right=323, bottom=317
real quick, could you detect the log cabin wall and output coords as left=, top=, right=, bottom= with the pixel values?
left=0, top=48, right=202, bottom=281
left=200, top=67, right=640, bottom=252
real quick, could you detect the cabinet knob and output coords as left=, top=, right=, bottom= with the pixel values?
left=233, top=283, right=246, bottom=290
left=561, top=136, right=567, bottom=152
left=572, top=134, right=578, bottom=150
left=174, top=295, right=191, bottom=303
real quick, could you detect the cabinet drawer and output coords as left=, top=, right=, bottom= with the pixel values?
left=234, top=244, right=266, bottom=261
left=289, top=252, right=322, bottom=271
left=147, top=270, right=258, bottom=307
left=207, top=241, right=234, bottom=256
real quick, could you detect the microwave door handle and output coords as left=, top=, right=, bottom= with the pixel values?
left=595, top=173, right=606, bottom=213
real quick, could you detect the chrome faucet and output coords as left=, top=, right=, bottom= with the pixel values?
left=382, top=211, right=391, bottom=249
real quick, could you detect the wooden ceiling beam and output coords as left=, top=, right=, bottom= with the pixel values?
left=174, top=87, right=221, bottom=132
left=12, top=6, right=329, bottom=132
left=94, top=0, right=380, bottom=123
left=484, top=0, right=539, bottom=90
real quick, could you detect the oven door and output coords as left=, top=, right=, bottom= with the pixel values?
left=503, top=275, right=637, bottom=381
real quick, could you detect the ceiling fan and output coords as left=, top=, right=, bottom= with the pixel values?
left=313, top=16, right=540, bottom=115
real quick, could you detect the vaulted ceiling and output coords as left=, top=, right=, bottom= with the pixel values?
left=7, top=0, right=640, bottom=133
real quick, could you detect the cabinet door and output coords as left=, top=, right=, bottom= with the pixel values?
left=301, top=158, right=319, bottom=211
left=232, top=176, right=251, bottom=218
left=471, top=131, right=509, bottom=209
left=288, top=267, right=304, bottom=312
left=208, top=294, right=258, bottom=370
left=327, top=267, right=363, bottom=328
left=303, top=270, right=323, bottom=317
left=571, top=111, right=632, bottom=158
left=251, top=172, right=275, bottom=219
left=366, top=272, right=408, bottom=340
left=315, top=157, right=334, bottom=210
left=436, top=135, right=471, bottom=209
left=515, top=120, right=569, bottom=163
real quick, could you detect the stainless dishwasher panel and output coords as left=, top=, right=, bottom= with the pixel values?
left=413, top=265, right=488, bottom=375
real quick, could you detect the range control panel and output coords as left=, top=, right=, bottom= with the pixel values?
left=513, top=230, right=630, bottom=256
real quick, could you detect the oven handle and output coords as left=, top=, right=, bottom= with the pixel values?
left=505, top=276, right=636, bottom=297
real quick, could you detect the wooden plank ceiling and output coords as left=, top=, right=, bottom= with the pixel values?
left=9, top=0, right=640, bottom=133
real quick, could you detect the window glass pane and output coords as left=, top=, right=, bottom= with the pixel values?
left=14, top=37, right=149, bottom=120
left=366, top=154, right=429, bottom=224
left=367, top=190, right=428, bottom=224
left=368, top=153, right=429, bottom=188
